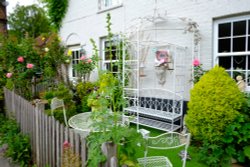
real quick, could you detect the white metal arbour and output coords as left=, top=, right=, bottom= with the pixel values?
left=122, top=35, right=187, bottom=132
left=122, top=4, right=200, bottom=132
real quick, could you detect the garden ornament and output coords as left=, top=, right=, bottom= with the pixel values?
left=236, top=75, right=245, bottom=92
left=155, top=50, right=172, bottom=85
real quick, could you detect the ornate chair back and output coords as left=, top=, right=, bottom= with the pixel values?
left=51, top=97, right=68, bottom=127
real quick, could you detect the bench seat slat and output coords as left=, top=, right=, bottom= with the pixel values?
left=124, top=106, right=181, bottom=120
left=130, top=117, right=181, bottom=132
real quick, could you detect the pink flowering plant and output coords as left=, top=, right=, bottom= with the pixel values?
left=61, top=141, right=81, bottom=167
left=73, top=54, right=98, bottom=82
left=192, top=58, right=206, bottom=84
left=0, top=33, right=68, bottom=99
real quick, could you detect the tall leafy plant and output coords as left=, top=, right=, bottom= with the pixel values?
left=86, top=13, right=143, bottom=167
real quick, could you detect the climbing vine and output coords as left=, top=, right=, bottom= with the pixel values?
left=41, top=0, right=69, bottom=31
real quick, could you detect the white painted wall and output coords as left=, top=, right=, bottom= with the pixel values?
left=60, top=0, right=250, bottom=100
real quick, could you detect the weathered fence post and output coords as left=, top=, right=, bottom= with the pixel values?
left=101, top=142, right=118, bottom=167
left=35, top=101, right=45, bottom=167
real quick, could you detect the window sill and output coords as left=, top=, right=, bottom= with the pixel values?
left=97, top=4, right=123, bottom=14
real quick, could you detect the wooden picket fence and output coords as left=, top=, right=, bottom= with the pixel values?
left=3, top=88, right=117, bottom=167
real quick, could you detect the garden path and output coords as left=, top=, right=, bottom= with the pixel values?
left=0, top=145, right=19, bottom=167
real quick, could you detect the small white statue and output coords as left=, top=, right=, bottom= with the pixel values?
left=236, top=75, right=245, bottom=92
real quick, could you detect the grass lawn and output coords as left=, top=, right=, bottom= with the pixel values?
left=130, top=124, right=208, bottom=167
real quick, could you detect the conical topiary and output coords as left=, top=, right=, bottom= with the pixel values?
left=185, top=66, right=245, bottom=143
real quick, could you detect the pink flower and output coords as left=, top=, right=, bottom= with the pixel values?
left=193, top=59, right=200, bottom=66
left=17, top=56, right=24, bottom=63
left=63, top=141, right=70, bottom=148
left=160, top=58, right=166, bottom=64
left=26, top=63, right=34, bottom=69
left=80, top=56, right=86, bottom=60
left=87, top=59, right=92, bottom=63
left=6, top=73, right=12, bottom=78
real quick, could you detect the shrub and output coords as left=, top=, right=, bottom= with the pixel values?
left=0, top=115, right=32, bottom=166
left=43, top=83, right=77, bottom=124
left=76, top=82, right=97, bottom=112
left=186, top=66, right=245, bottom=142
left=185, top=66, right=246, bottom=166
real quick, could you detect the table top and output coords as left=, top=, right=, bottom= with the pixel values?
left=68, top=112, right=128, bottom=134
left=68, top=112, right=93, bottom=132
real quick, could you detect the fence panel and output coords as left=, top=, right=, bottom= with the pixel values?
left=3, top=88, right=91, bottom=167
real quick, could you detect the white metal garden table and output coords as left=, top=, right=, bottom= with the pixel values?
left=68, top=112, right=94, bottom=137
left=68, top=112, right=126, bottom=138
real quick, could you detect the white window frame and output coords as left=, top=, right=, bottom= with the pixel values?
left=100, top=37, right=121, bottom=74
left=98, top=0, right=122, bottom=12
left=68, top=45, right=81, bottom=81
left=214, top=15, right=250, bottom=91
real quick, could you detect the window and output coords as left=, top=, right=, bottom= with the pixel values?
left=98, top=0, right=122, bottom=11
left=100, top=37, right=122, bottom=74
left=70, top=47, right=81, bottom=78
left=214, top=15, right=250, bottom=91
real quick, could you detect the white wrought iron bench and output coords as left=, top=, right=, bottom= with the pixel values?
left=124, top=88, right=183, bottom=132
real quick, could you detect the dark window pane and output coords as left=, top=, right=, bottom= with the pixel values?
left=248, top=56, right=250, bottom=69
left=249, top=20, right=250, bottom=34
left=105, top=63, right=118, bottom=72
left=218, top=56, right=231, bottom=69
left=233, top=37, right=246, bottom=52
left=76, top=51, right=79, bottom=59
left=105, top=52, right=117, bottom=60
left=233, top=56, right=246, bottom=69
left=248, top=37, right=250, bottom=51
left=219, top=23, right=231, bottom=37
left=247, top=71, right=250, bottom=86
left=233, top=21, right=246, bottom=36
left=219, top=38, right=231, bottom=53
left=72, top=51, right=76, bottom=59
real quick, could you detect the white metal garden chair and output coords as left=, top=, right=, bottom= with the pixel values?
left=137, top=132, right=191, bottom=167
left=51, top=97, right=68, bottom=127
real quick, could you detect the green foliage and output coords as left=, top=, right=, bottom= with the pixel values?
left=87, top=71, right=124, bottom=113
left=41, top=0, right=69, bottom=30
left=40, top=33, right=68, bottom=81
left=0, top=37, right=38, bottom=99
left=193, top=64, right=206, bottom=84
left=90, top=38, right=100, bottom=71
left=43, top=83, right=77, bottom=124
left=8, top=4, right=51, bottom=39
left=0, top=115, right=32, bottom=166
left=76, top=82, right=97, bottom=112
left=186, top=66, right=247, bottom=166
left=0, top=33, right=68, bottom=100
left=73, top=54, right=99, bottom=82
left=186, top=66, right=244, bottom=142
left=222, top=114, right=250, bottom=163
left=244, top=146, right=250, bottom=159
left=87, top=111, right=145, bottom=167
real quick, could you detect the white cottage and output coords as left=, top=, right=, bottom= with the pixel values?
left=60, top=0, right=250, bottom=131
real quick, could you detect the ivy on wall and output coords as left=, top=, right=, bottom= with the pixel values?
left=42, top=0, right=69, bottom=31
